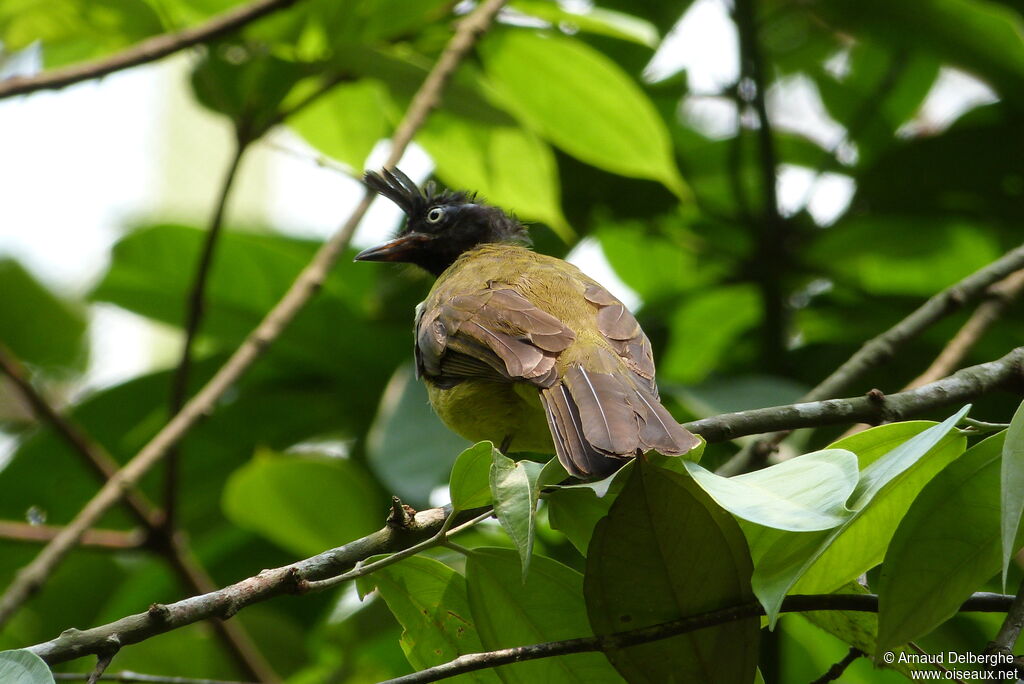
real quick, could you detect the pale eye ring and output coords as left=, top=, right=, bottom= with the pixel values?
left=426, top=206, right=444, bottom=224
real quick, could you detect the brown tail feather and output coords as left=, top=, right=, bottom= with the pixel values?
left=540, top=364, right=699, bottom=479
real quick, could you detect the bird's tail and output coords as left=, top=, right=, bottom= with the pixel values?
left=539, top=362, right=700, bottom=479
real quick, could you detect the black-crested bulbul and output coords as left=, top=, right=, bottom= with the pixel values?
left=355, top=168, right=698, bottom=478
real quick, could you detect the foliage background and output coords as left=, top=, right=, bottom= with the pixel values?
left=0, top=0, right=1023, bottom=681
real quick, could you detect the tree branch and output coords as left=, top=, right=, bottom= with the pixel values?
left=0, top=0, right=301, bottom=100
left=0, top=345, right=276, bottom=681
left=809, top=646, right=864, bottom=684
left=54, top=674, right=254, bottom=684
left=907, top=269, right=1024, bottom=389
left=986, top=574, right=1024, bottom=673
left=0, top=0, right=507, bottom=633
left=27, top=505, right=483, bottom=664
left=377, top=593, right=1014, bottom=684
left=720, top=243, right=1024, bottom=474
left=686, top=346, right=1023, bottom=442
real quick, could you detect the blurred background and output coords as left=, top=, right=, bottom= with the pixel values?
left=1, top=0, right=1022, bottom=681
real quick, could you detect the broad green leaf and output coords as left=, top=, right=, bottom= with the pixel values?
left=289, top=78, right=391, bottom=172
left=511, top=1, right=659, bottom=47
left=223, top=448, right=383, bottom=556
left=466, top=548, right=622, bottom=683
left=684, top=448, right=858, bottom=531
left=481, top=30, right=687, bottom=196
left=749, top=410, right=969, bottom=623
left=0, top=259, right=87, bottom=375
left=595, top=222, right=706, bottom=300
left=585, top=461, right=758, bottom=684
left=358, top=556, right=499, bottom=683
left=490, top=452, right=544, bottom=578
left=0, top=650, right=54, bottom=684
left=662, top=285, right=761, bottom=384
left=1002, top=399, right=1024, bottom=586
left=877, top=432, right=1024, bottom=654
left=450, top=442, right=498, bottom=511
left=547, top=461, right=635, bottom=553
left=418, top=113, right=573, bottom=241
left=367, top=364, right=470, bottom=507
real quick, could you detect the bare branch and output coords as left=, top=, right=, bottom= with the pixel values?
left=54, top=673, right=255, bottom=684
left=0, top=0, right=508, bottom=633
left=809, top=647, right=864, bottom=684
left=908, top=269, right=1024, bottom=389
left=27, top=505, right=479, bottom=664
left=720, top=244, right=1024, bottom=474
left=0, top=0, right=301, bottom=100
left=377, top=593, right=1014, bottom=684
left=985, top=574, right=1024, bottom=675
left=687, top=347, right=1023, bottom=442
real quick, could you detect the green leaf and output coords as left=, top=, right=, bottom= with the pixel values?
left=466, top=548, right=622, bottom=683
left=418, top=113, right=573, bottom=241
left=877, top=432, right=1023, bottom=654
left=547, top=461, right=635, bottom=554
left=683, top=448, right=858, bottom=531
left=489, top=452, right=544, bottom=578
left=749, top=410, right=969, bottom=623
left=0, top=649, right=54, bottom=684
left=584, top=460, right=758, bottom=684
left=223, top=448, right=383, bottom=556
left=450, top=442, right=498, bottom=512
left=1002, top=399, right=1024, bottom=587
left=481, top=30, right=687, bottom=196
left=510, top=1, right=659, bottom=47
left=289, top=78, right=391, bottom=172
left=367, top=364, right=470, bottom=507
left=0, top=259, right=87, bottom=375
left=358, top=556, right=499, bottom=683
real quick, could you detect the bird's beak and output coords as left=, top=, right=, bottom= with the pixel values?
left=354, top=233, right=432, bottom=263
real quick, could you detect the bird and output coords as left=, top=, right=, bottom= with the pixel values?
left=355, top=168, right=699, bottom=479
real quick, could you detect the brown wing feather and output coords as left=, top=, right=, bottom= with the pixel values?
left=416, top=286, right=575, bottom=388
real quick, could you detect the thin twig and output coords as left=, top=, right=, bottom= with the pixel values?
left=0, top=521, right=143, bottom=549
left=0, top=0, right=302, bottom=99
left=719, top=244, right=1024, bottom=474
left=908, top=269, right=1024, bottom=389
left=687, top=347, right=1023, bottom=442
left=55, top=672, right=254, bottom=684
left=0, top=345, right=277, bottom=681
left=87, top=652, right=117, bottom=684
left=298, top=509, right=492, bottom=592
left=0, top=0, right=508, bottom=634
left=164, top=141, right=247, bottom=530
left=376, top=593, right=1014, bottom=684
left=808, top=646, right=864, bottom=684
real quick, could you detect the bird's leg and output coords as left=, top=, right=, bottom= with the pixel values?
left=500, top=434, right=513, bottom=454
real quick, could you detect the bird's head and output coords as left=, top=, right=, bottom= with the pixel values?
left=355, top=168, right=530, bottom=276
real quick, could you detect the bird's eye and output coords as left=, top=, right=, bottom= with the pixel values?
left=426, top=206, right=445, bottom=224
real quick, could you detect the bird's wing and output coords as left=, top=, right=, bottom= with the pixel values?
left=415, top=286, right=576, bottom=388
left=581, top=282, right=659, bottom=398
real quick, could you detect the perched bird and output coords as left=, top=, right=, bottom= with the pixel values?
left=356, top=168, right=698, bottom=478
